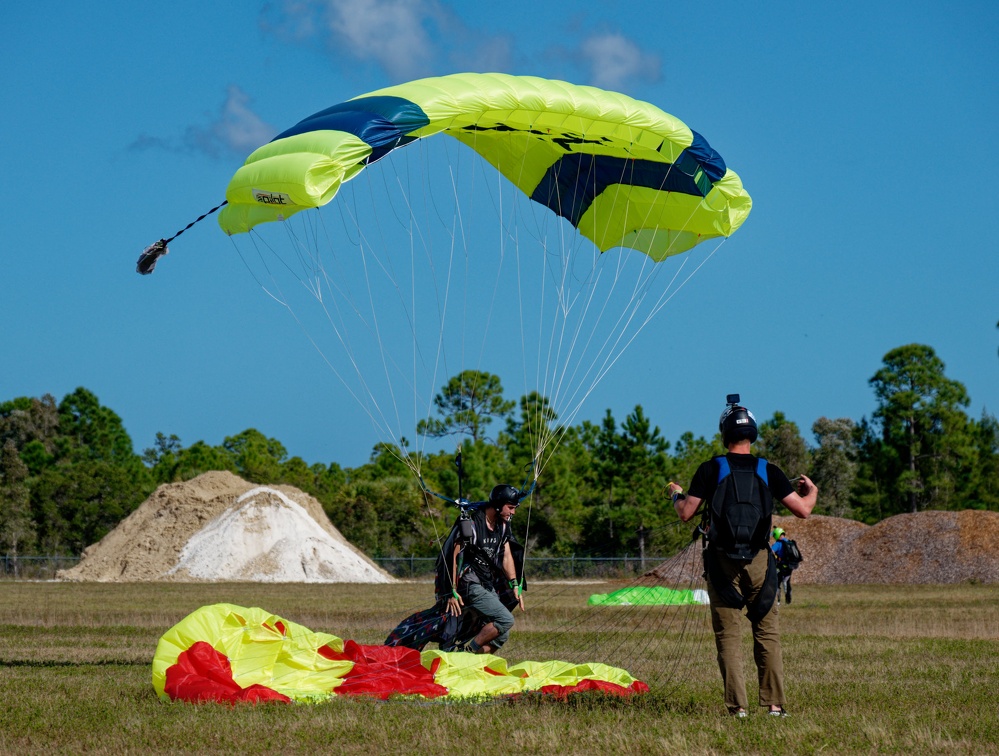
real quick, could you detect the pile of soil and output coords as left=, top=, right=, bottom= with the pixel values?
left=649, top=510, right=999, bottom=584
left=57, top=471, right=394, bottom=583
left=771, top=510, right=999, bottom=584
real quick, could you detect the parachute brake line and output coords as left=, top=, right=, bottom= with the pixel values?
left=136, top=200, right=229, bottom=275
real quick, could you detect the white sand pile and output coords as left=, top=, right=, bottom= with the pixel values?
left=57, top=471, right=394, bottom=583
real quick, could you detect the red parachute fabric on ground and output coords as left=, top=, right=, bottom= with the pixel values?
left=320, top=640, right=447, bottom=699
left=539, top=678, right=651, bottom=699
left=164, top=641, right=291, bottom=704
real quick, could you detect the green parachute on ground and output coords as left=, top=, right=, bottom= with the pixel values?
left=588, top=586, right=710, bottom=606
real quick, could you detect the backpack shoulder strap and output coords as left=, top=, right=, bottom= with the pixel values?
left=716, top=455, right=731, bottom=483
left=756, top=457, right=769, bottom=487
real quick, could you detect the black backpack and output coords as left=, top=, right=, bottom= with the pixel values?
left=707, top=455, right=774, bottom=562
left=782, top=539, right=803, bottom=569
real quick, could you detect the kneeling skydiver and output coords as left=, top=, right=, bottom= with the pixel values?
left=383, top=483, right=526, bottom=653
left=440, top=484, right=526, bottom=654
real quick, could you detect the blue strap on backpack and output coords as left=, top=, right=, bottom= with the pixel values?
left=715, top=455, right=768, bottom=485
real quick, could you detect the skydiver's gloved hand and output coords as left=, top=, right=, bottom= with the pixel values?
left=447, top=590, right=463, bottom=617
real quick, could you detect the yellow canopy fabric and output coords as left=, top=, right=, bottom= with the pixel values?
left=219, top=73, right=750, bottom=261
left=153, top=604, right=648, bottom=703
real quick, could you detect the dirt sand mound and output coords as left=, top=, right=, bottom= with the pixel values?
left=648, top=510, right=999, bottom=584
left=57, top=471, right=394, bottom=583
left=771, top=510, right=999, bottom=583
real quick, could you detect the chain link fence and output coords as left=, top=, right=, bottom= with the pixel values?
left=1, top=555, right=80, bottom=580
left=2, top=555, right=665, bottom=581
left=373, top=556, right=667, bottom=580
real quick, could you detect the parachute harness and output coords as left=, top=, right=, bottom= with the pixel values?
left=419, top=449, right=537, bottom=598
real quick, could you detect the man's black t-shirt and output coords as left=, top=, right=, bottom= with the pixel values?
left=688, top=453, right=795, bottom=507
left=462, top=509, right=509, bottom=592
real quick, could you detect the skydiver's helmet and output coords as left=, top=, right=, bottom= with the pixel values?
left=719, top=402, right=759, bottom=446
left=489, top=484, right=521, bottom=509
left=772, top=527, right=785, bottom=540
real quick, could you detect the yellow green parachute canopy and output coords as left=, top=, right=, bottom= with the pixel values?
left=219, top=73, right=751, bottom=261
left=152, top=604, right=648, bottom=703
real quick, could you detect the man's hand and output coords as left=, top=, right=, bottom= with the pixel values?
left=797, top=474, right=817, bottom=497
left=446, top=592, right=463, bottom=617
left=514, top=585, right=525, bottom=612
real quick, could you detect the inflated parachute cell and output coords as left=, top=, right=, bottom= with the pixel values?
left=152, top=604, right=648, bottom=703
left=219, top=73, right=751, bottom=261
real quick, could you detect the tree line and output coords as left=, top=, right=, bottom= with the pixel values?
left=1, top=343, right=996, bottom=564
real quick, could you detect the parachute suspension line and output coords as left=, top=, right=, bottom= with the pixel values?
left=314, top=192, right=405, bottom=442
left=226, top=225, right=389, bottom=484
left=536, top=156, right=729, bottom=437
left=353, top=173, right=408, bottom=441
left=542, top=155, right=662, bottom=423
left=408, top=139, right=461, bottom=456
left=507, top=532, right=709, bottom=691
left=577, top=237, right=727, bottom=403
left=551, top=154, right=674, bottom=398
left=136, top=200, right=229, bottom=275
left=371, top=143, right=437, bottom=462
left=226, top=229, right=404, bottom=449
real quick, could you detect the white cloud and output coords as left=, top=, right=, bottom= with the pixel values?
left=580, top=32, right=661, bottom=89
left=131, top=86, right=276, bottom=159
left=324, top=0, right=437, bottom=79
left=184, top=86, right=277, bottom=158
left=262, top=0, right=511, bottom=80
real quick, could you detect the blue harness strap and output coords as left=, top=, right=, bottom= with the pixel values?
left=716, top=456, right=731, bottom=482
left=757, top=457, right=769, bottom=486
left=716, top=454, right=768, bottom=485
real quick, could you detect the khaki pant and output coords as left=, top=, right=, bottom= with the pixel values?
left=705, top=548, right=784, bottom=710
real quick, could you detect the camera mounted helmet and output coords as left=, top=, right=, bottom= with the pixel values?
left=719, top=396, right=758, bottom=446
left=489, top=484, right=521, bottom=509
left=772, top=527, right=785, bottom=540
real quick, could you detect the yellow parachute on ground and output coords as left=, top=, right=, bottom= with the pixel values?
left=152, top=604, right=648, bottom=702
left=218, top=73, right=750, bottom=262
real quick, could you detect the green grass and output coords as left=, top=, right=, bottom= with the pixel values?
left=0, top=581, right=997, bottom=754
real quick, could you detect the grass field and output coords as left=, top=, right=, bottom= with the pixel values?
left=1, top=579, right=997, bottom=754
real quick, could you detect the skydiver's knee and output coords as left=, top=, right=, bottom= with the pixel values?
left=493, top=608, right=514, bottom=635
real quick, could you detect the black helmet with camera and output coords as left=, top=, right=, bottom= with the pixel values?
left=719, top=393, right=758, bottom=446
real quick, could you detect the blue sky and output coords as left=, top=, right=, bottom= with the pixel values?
left=3, top=1, right=997, bottom=469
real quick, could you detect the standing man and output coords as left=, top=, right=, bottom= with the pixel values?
left=668, top=395, right=817, bottom=718
left=439, top=484, right=526, bottom=654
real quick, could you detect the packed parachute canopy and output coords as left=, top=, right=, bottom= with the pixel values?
left=217, top=73, right=751, bottom=258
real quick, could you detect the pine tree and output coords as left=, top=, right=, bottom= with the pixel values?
left=0, top=439, right=36, bottom=575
